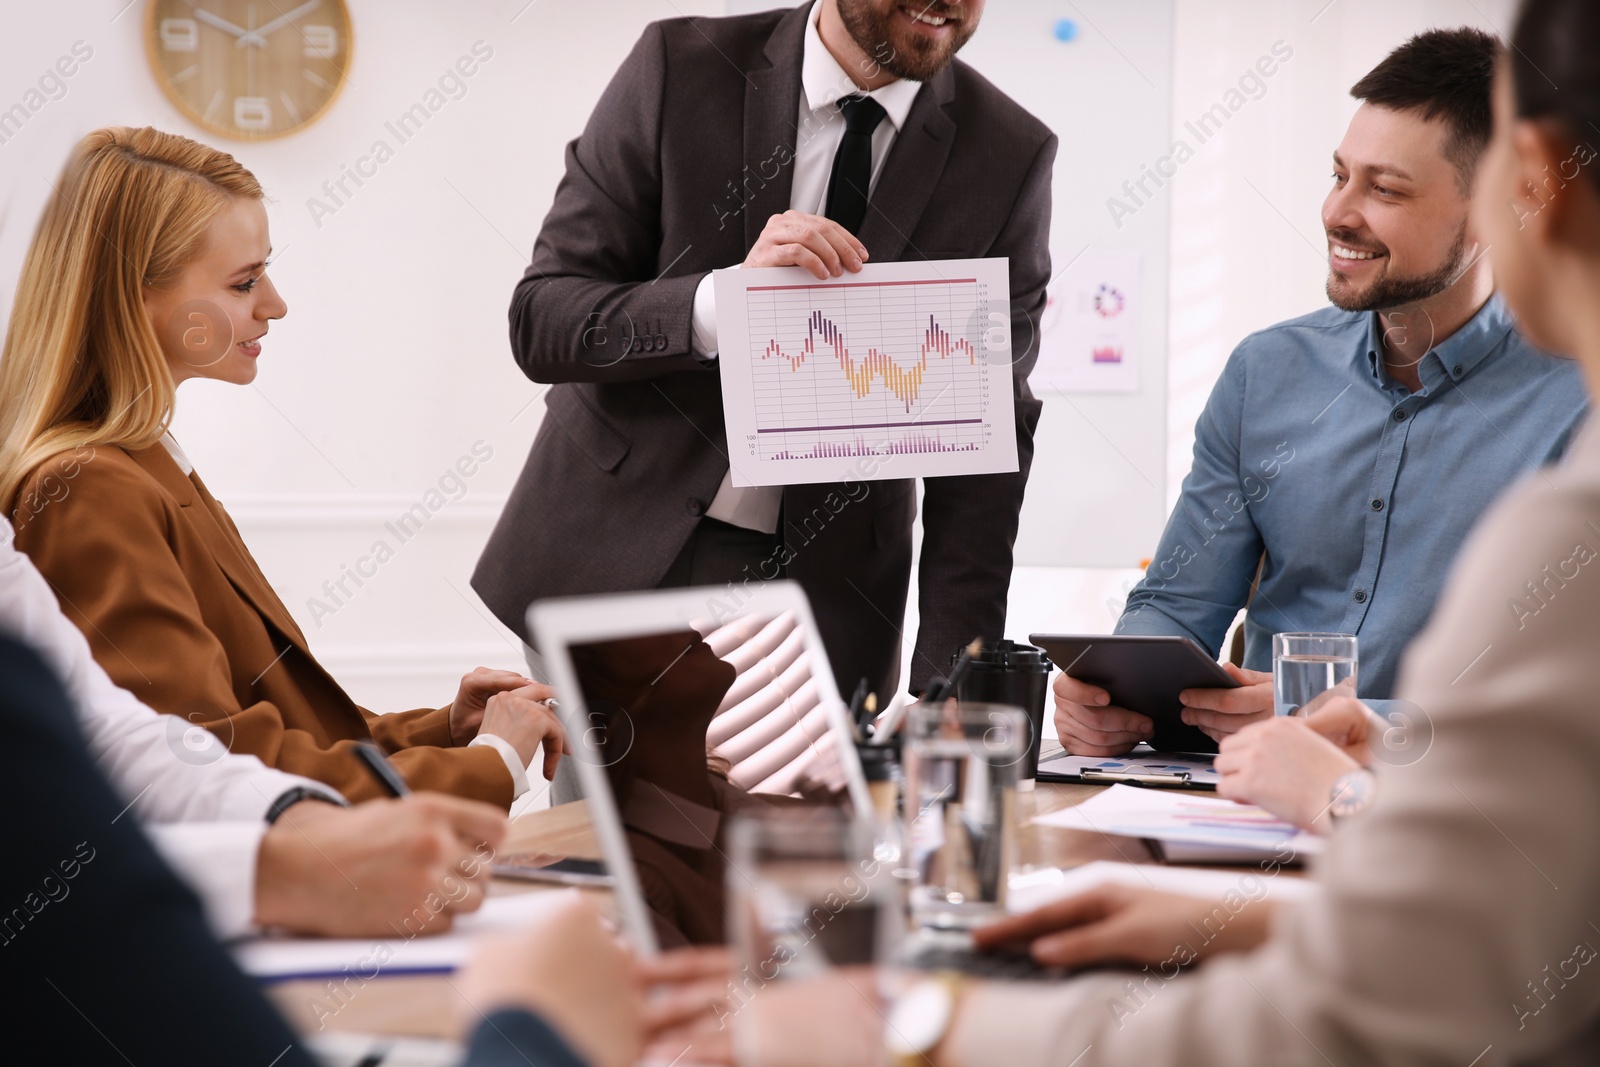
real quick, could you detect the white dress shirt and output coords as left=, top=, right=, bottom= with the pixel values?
left=691, top=0, right=923, bottom=533
left=0, top=513, right=342, bottom=938
left=159, top=434, right=535, bottom=801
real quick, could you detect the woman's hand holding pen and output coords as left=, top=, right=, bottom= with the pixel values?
left=448, top=667, right=547, bottom=743
left=480, top=685, right=570, bottom=781
left=448, top=668, right=569, bottom=779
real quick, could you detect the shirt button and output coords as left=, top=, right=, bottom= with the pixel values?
left=1453, top=365, right=1463, bottom=375
left=1393, top=408, right=1408, bottom=422
left=1353, top=589, right=1368, bottom=603
left=1370, top=498, right=1384, bottom=511
left=687, top=497, right=707, bottom=516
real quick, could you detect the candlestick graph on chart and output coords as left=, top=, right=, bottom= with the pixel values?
left=716, top=258, right=1017, bottom=486
left=746, top=276, right=993, bottom=461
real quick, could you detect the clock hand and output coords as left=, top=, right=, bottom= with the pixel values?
left=238, top=0, right=322, bottom=47
left=191, top=8, right=256, bottom=41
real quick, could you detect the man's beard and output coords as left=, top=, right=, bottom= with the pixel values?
left=1326, top=223, right=1470, bottom=312
left=837, top=1, right=978, bottom=82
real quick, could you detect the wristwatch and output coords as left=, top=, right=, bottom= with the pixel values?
left=886, top=972, right=964, bottom=1067
left=1326, top=768, right=1376, bottom=825
left=264, top=786, right=346, bottom=824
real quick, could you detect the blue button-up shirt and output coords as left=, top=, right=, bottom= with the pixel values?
left=1117, top=295, right=1588, bottom=700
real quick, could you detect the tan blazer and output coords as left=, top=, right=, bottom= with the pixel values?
left=12, top=443, right=512, bottom=806
left=940, top=416, right=1600, bottom=1065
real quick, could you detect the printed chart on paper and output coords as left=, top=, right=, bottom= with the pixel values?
left=714, top=258, right=1018, bottom=486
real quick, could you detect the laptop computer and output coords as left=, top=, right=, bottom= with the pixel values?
left=529, top=581, right=872, bottom=956
left=529, top=581, right=1059, bottom=978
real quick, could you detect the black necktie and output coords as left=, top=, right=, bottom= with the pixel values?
left=824, top=95, right=887, bottom=235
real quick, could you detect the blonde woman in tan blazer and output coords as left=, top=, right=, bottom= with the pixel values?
left=0, top=128, right=565, bottom=807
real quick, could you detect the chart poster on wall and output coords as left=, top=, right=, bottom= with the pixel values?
left=1032, top=247, right=1143, bottom=394
left=714, top=258, right=1018, bottom=487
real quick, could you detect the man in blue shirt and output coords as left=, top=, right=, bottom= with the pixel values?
left=1056, top=27, right=1588, bottom=756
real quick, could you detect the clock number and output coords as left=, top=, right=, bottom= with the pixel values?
left=234, top=97, right=273, bottom=131
left=160, top=18, right=199, bottom=51
left=303, top=25, right=339, bottom=58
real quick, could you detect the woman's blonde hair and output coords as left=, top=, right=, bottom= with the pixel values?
left=0, top=126, right=262, bottom=510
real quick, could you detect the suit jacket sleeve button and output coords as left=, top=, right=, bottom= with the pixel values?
left=688, top=497, right=707, bottom=516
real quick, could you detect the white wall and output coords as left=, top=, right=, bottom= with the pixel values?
left=0, top=0, right=1520, bottom=718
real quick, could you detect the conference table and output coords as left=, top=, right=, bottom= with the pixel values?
left=264, top=780, right=1247, bottom=1042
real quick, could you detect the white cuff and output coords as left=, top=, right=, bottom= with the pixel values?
left=470, top=733, right=531, bottom=800
left=692, top=272, right=719, bottom=359
left=148, top=821, right=267, bottom=941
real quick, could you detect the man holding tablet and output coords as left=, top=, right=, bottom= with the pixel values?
left=1055, top=27, right=1587, bottom=756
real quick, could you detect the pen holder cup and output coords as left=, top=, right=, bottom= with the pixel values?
left=855, top=741, right=901, bottom=823
left=954, top=640, right=1054, bottom=790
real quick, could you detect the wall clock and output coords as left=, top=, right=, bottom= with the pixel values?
left=144, top=0, right=353, bottom=140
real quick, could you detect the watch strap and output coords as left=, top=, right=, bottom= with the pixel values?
left=265, top=786, right=346, bottom=823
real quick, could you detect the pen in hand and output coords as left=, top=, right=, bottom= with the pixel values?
left=352, top=741, right=411, bottom=798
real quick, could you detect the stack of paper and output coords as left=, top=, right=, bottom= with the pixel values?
left=1031, top=784, right=1323, bottom=860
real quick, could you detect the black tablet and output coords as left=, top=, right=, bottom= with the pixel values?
left=1027, top=634, right=1238, bottom=754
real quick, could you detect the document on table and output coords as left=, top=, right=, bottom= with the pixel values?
left=233, top=891, right=569, bottom=983
left=1032, top=783, right=1324, bottom=858
left=1038, top=746, right=1221, bottom=789
left=714, top=258, right=1018, bottom=486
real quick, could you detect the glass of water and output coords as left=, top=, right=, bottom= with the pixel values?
left=725, top=807, right=901, bottom=1064
left=726, top=807, right=901, bottom=980
left=1273, top=632, right=1358, bottom=717
left=902, top=702, right=1026, bottom=929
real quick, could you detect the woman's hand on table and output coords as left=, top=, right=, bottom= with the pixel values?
left=1214, top=696, right=1374, bottom=831
left=974, top=882, right=1276, bottom=969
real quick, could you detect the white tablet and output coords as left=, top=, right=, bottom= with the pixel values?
left=529, top=581, right=872, bottom=955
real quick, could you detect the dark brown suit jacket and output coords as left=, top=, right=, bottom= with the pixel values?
left=472, top=3, right=1055, bottom=697
left=13, top=445, right=513, bottom=806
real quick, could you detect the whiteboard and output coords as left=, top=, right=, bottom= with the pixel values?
left=727, top=0, right=1174, bottom=568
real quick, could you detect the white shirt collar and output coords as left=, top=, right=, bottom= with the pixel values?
left=801, top=0, right=922, bottom=131
left=159, top=432, right=194, bottom=476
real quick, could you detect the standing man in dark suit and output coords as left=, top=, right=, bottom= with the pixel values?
left=474, top=0, right=1054, bottom=700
